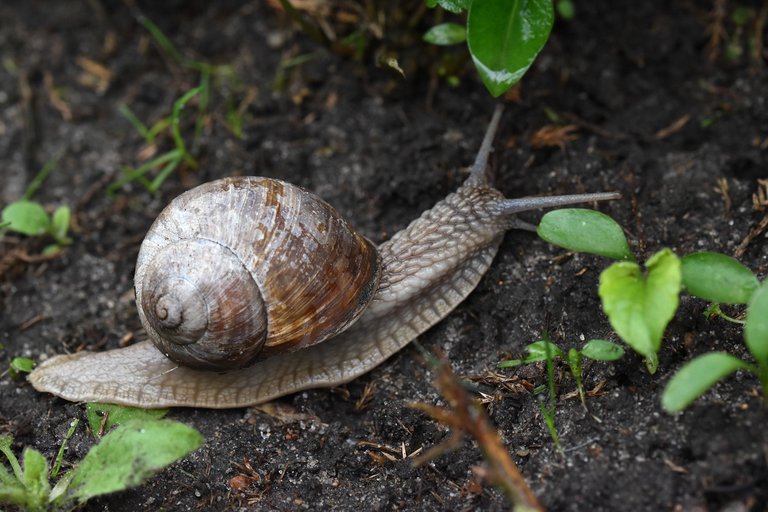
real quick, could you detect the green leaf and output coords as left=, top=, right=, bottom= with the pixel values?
left=21, top=448, right=50, bottom=506
left=523, top=340, right=564, bottom=362
left=426, top=0, right=471, bottom=13
left=537, top=209, right=633, bottom=260
left=0, top=436, right=23, bottom=482
left=50, top=206, right=72, bottom=244
left=467, top=0, right=554, bottom=97
left=1, top=201, right=50, bottom=237
left=0, top=472, right=28, bottom=510
left=661, top=352, right=752, bottom=413
left=598, top=249, right=682, bottom=373
left=9, top=357, right=35, bottom=380
left=68, top=419, right=203, bottom=503
left=423, top=23, right=466, bottom=45
left=745, top=282, right=768, bottom=366
left=86, top=403, right=168, bottom=437
left=681, top=252, right=758, bottom=304
left=581, top=339, right=625, bottom=361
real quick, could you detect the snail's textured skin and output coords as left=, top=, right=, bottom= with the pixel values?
left=28, top=180, right=510, bottom=408
left=28, top=107, right=619, bottom=408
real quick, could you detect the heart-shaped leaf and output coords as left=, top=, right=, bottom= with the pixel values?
left=598, top=249, right=681, bottom=373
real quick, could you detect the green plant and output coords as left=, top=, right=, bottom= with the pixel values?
left=425, top=0, right=555, bottom=97
left=8, top=357, right=35, bottom=380
left=538, top=209, right=679, bottom=374
left=85, top=403, right=167, bottom=437
left=1, top=155, right=72, bottom=254
left=0, top=416, right=202, bottom=511
left=537, top=208, right=768, bottom=412
left=662, top=263, right=766, bottom=413
left=535, top=335, right=561, bottom=453
left=109, top=85, right=203, bottom=195
left=1, top=201, right=72, bottom=253
left=500, top=338, right=624, bottom=415
left=598, top=249, right=681, bottom=374
left=110, top=13, right=243, bottom=195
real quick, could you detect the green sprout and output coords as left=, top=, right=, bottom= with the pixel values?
left=425, top=0, right=554, bottom=97
left=1, top=202, right=72, bottom=254
left=8, top=357, right=35, bottom=380
left=538, top=208, right=679, bottom=374
left=109, top=85, right=203, bottom=195
left=500, top=338, right=624, bottom=420
left=536, top=335, right=561, bottom=454
left=0, top=413, right=202, bottom=512
left=1, top=155, right=73, bottom=254
left=537, top=207, right=768, bottom=412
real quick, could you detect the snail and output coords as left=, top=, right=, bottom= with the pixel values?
left=28, top=106, right=619, bottom=409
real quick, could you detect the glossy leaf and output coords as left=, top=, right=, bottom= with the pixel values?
left=598, top=249, right=682, bottom=373
left=681, top=251, right=758, bottom=304
left=1, top=201, right=50, bottom=237
left=661, top=352, right=752, bottom=413
left=745, top=281, right=768, bottom=366
left=423, top=23, right=466, bottom=45
left=581, top=339, right=625, bottom=361
left=68, top=419, right=203, bottom=503
left=467, top=0, right=554, bottom=97
left=537, top=209, right=633, bottom=260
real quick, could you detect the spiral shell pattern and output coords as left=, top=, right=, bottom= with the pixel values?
left=134, top=177, right=381, bottom=370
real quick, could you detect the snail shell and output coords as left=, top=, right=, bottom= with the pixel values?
left=135, top=177, right=381, bottom=370
left=28, top=106, right=620, bottom=408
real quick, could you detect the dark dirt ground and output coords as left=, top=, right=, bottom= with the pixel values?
left=2, top=0, right=768, bottom=510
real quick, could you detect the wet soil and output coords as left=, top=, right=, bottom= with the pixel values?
left=1, top=0, right=768, bottom=510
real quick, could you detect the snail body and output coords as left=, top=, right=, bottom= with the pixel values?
left=29, top=107, right=619, bottom=408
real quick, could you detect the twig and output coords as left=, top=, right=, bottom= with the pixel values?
left=734, top=212, right=768, bottom=258
left=410, top=362, right=543, bottom=511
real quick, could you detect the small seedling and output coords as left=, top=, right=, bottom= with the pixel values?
left=1, top=155, right=72, bottom=254
left=1, top=201, right=72, bottom=254
left=0, top=413, right=202, bottom=511
left=538, top=207, right=768, bottom=412
left=538, top=209, right=679, bottom=374
left=425, top=0, right=555, bottom=97
left=537, top=336, right=561, bottom=454
left=500, top=338, right=624, bottom=419
left=8, top=357, right=35, bottom=380
left=662, top=267, right=766, bottom=413
left=109, top=85, right=203, bottom=195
